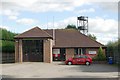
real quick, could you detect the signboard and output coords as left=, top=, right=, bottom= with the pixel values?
left=89, top=51, right=96, bottom=54
left=53, top=49, right=60, bottom=54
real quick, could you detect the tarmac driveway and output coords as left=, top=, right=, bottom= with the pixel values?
left=1, top=62, right=119, bottom=78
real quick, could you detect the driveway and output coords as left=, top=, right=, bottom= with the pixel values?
left=1, top=62, right=119, bottom=78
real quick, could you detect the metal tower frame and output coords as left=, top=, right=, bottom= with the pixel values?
left=77, top=16, right=88, bottom=35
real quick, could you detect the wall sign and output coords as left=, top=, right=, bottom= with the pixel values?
left=89, top=51, right=96, bottom=54
left=53, top=49, right=60, bottom=54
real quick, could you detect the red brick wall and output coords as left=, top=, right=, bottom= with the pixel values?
left=86, top=48, right=106, bottom=58
left=66, top=48, right=75, bottom=60
left=44, top=39, right=52, bottom=63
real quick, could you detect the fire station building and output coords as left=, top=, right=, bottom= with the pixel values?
left=14, top=27, right=105, bottom=63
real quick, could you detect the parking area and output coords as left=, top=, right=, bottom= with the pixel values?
left=1, top=62, right=119, bottom=78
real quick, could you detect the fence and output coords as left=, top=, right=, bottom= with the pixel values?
left=2, top=53, right=15, bottom=63
left=106, top=48, right=119, bottom=64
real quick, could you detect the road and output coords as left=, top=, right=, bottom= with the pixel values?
left=1, top=62, right=119, bottom=78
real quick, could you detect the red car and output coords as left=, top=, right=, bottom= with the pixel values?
left=65, top=55, right=92, bottom=65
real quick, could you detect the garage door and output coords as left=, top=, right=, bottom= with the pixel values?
left=22, top=40, right=43, bottom=62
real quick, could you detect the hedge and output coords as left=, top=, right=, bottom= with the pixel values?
left=1, top=40, right=15, bottom=53
left=0, top=28, right=17, bottom=53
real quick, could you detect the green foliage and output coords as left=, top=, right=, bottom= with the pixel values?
left=118, top=39, right=120, bottom=56
left=65, top=24, right=77, bottom=30
left=94, top=47, right=106, bottom=61
left=106, top=41, right=114, bottom=56
left=106, top=39, right=120, bottom=57
left=1, top=40, right=15, bottom=53
left=1, top=28, right=17, bottom=41
left=106, top=39, right=120, bottom=64
left=88, top=34, right=97, bottom=41
left=0, top=28, right=17, bottom=53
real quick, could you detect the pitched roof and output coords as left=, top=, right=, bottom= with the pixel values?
left=15, top=27, right=52, bottom=39
left=45, top=29, right=104, bottom=48
left=15, top=27, right=104, bottom=48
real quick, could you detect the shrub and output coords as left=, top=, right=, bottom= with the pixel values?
left=93, top=47, right=106, bottom=61
left=0, top=28, right=17, bottom=53
left=1, top=40, right=15, bottom=53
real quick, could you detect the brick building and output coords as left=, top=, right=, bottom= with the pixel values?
left=14, top=27, right=106, bottom=63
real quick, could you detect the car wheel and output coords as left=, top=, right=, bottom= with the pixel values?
left=86, top=61, right=90, bottom=65
left=68, top=61, right=72, bottom=65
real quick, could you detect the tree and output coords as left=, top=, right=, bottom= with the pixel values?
left=65, top=24, right=77, bottom=30
left=1, top=28, right=17, bottom=41
left=106, top=39, right=120, bottom=64
left=0, top=28, right=18, bottom=53
left=96, top=47, right=106, bottom=61
left=88, top=34, right=97, bottom=41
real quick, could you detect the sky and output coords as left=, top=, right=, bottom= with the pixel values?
left=0, top=0, right=119, bottom=45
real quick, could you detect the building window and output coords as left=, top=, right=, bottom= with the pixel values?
left=53, top=49, right=60, bottom=54
left=74, top=48, right=86, bottom=55
left=53, top=48, right=66, bottom=61
left=53, top=49, right=60, bottom=57
left=74, top=48, right=78, bottom=55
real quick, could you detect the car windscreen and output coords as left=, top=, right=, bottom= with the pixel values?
left=74, top=55, right=80, bottom=58
left=79, top=55, right=88, bottom=58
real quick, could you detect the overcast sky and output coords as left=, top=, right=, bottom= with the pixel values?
left=0, top=0, right=119, bottom=45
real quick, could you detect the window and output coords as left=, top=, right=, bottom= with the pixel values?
left=74, top=48, right=86, bottom=55
left=74, top=48, right=78, bottom=55
left=53, top=49, right=60, bottom=54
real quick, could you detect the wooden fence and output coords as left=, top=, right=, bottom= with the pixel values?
left=2, top=53, right=15, bottom=63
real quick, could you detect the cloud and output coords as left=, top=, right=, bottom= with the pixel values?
left=30, top=0, right=90, bottom=12
left=8, top=16, right=17, bottom=20
left=89, top=17, right=118, bottom=33
left=85, top=17, right=118, bottom=44
left=97, top=2, right=118, bottom=12
left=90, top=32, right=118, bottom=44
left=0, top=25, right=10, bottom=30
left=1, top=9, right=19, bottom=20
left=1, top=0, right=118, bottom=14
left=1, top=8, right=37, bottom=25
left=42, top=17, right=76, bottom=29
left=3, top=9, right=19, bottom=16
left=42, top=16, right=118, bottom=44
left=77, top=8, right=95, bottom=13
left=16, top=18, right=38, bottom=25
left=1, top=0, right=118, bottom=21
left=0, top=0, right=90, bottom=13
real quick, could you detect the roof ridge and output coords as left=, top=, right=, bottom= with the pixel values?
left=14, top=26, right=38, bottom=38
left=14, top=26, right=53, bottom=39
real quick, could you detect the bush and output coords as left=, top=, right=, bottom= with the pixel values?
left=93, top=47, right=106, bottom=61
left=0, top=28, right=17, bottom=53
left=1, top=28, right=17, bottom=41
left=1, top=40, right=15, bottom=53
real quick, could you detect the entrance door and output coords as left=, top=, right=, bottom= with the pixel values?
left=22, top=40, right=43, bottom=62
left=74, top=48, right=86, bottom=55
left=60, top=48, right=66, bottom=61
